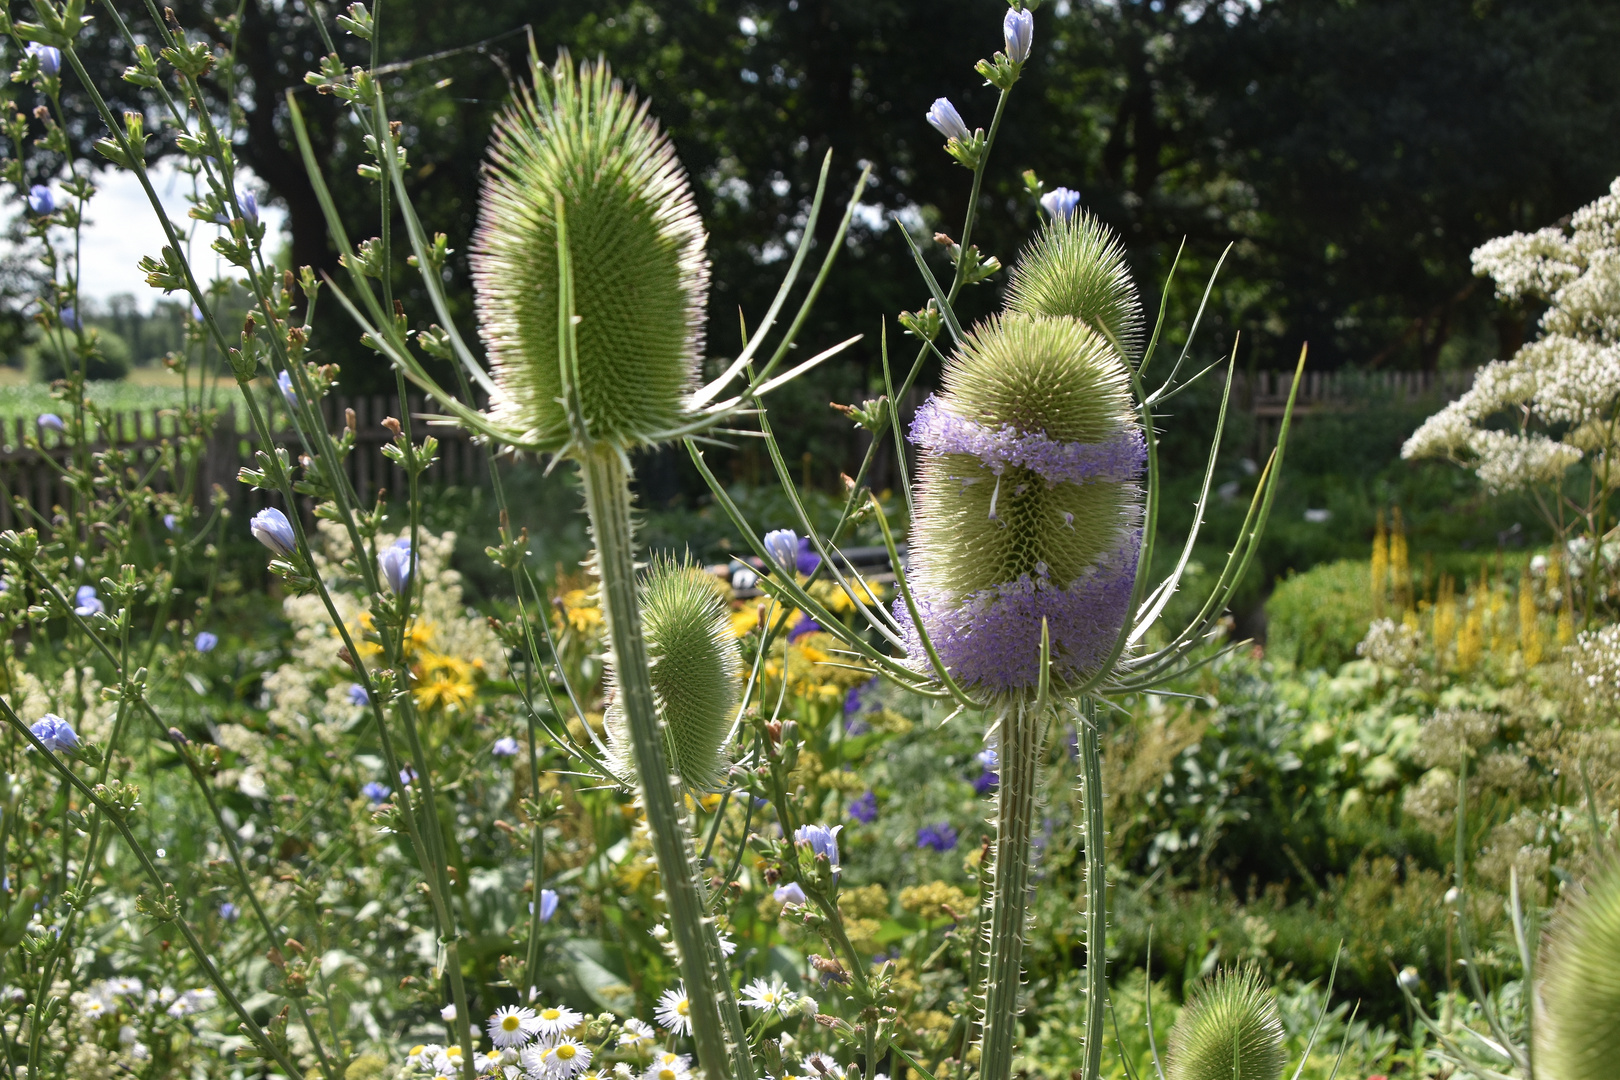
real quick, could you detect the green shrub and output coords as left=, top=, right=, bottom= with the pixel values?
left=1264, top=559, right=1372, bottom=670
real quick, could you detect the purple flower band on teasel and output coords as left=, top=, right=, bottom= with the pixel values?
left=910, top=396, right=1147, bottom=486
left=894, top=530, right=1141, bottom=691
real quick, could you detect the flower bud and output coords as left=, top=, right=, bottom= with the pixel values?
left=899, top=311, right=1144, bottom=691
left=1166, top=966, right=1286, bottom=1080
left=250, top=507, right=297, bottom=558
left=1003, top=7, right=1034, bottom=64
left=926, top=98, right=970, bottom=142
left=1038, top=186, right=1080, bottom=221
left=472, top=55, right=709, bottom=453
left=1536, top=860, right=1620, bottom=1080
left=380, top=538, right=414, bottom=594
left=25, top=43, right=60, bottom=78
left=36, top=413, right=64, bottom=432
left=763, top=529, right=800, bottom=575
left=606, top=556, right=740, bottom=791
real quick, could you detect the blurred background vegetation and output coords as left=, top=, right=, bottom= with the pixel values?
left=6, top=0, right=1620, bottom=614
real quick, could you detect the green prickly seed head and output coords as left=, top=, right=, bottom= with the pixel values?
left=1166, top=966, right=1288, bottom=1080
left=1536, top=860, right=1620, bottom=1080
left=606, top=555, right=740, bottom=791
left=472, top=54, right=709, bottom=453
left=1006, top=208, right=1143, bottom=362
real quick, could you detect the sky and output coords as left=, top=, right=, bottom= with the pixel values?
left=22, top=161, right=286, bottom=312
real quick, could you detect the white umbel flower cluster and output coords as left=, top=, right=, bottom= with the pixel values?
left=1404, top=177, right=1620, bottom=494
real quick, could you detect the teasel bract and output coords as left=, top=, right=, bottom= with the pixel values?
left=1166, top=967, right=1288, bottom=1080
left=1536, top=860, right=1620, bottom=1080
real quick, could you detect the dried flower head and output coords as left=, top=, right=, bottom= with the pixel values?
left=473, top=54, right=709, bottom=452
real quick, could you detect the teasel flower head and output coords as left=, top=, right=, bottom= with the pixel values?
left=1166, top=966, right=1287, bottom=1080
left=897, top=311, right=1144, bottom=692
left=1536, top=860, right=1620, bottom=1080
left=1007, top=207, right=1143, bottom=364
left=606, top=555, right=740, bottom=791
left=472, top=54, right=709, bottom=454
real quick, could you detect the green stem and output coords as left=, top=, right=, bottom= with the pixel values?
left=576, top=445, right=753, bottom=1080
left=1077, top=699, right=1107, bottom=1080
left=978, top=697, right=1043, bottom=1080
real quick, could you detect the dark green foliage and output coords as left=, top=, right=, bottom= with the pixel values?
left=1264, top=560, right=1372, bottom=672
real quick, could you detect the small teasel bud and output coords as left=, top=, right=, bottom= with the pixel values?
left=1166, top=966, right=1287, bottom=1080
left=472, top=54, right=709, bottom=453
left=899, top=312, right=1145, bottom=690
left=606, top=555, right=740, bottom=791
left=1536, top=860, right=1620, bottom=1080
left=1006, top=206, right=1143, bottom=362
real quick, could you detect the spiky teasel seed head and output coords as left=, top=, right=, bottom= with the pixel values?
left=1535, top=860, right=1620, bottom=1080
left=472, top=53, right=709, bottom=454
left=898, top=312, right=1145, bottom=692
left=1007, top=208, right=1143, bottom=362
left=1167, top=966, right=1287, bottom=1080
left=606, top=555, right=740, bottom=791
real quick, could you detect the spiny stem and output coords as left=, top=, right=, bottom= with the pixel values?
left=1077, top=698, right=1107, bottom=1080
left=978, top=697, right=1044, bottom=1080
left=576, top=445, right=753, bottom=1080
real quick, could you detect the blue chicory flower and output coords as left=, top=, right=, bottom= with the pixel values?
left=977, top=748, right=999, bottom=770
left=1040, top=186, right=1081, bottom=220
left=59, top=306, right=81, bottom=331
left=926, top=98, right=970, bottom=141
left=773, top=882, right=807, bottom=906
left=492, top=736, right=520, bottom=757
left=240, top=191, right=258, bottom=227
left=25, top=43, right=60, bottom=77
left=74, top=585, right=104, bottom=617
left=538, top=888, right=558, bottom=922
left=794, top=823, right=842, bottom=880
left=972, top=769, right=999, bottom=795
left=250, top=508, right=297, bottom=558
left=219, top=902, right=239, bottom=921
left=361, top=781, right=391, bottom=804
left=763, top=529, right=799, bottom=575
left=36, top=413, right=64, bottom=432
left=399, top=766, right=417, bottom=786
left=30, top=714, right=79, bottom=753
left=380, top=538, right=413, bottom=595
left=26, top=185, right=53, bottom=215
left=917, top=822, right=959, bottom=852
left=163, top=513, right=178, bottom=532
left=348, top=683, right=370, bottom=706
left=848, top=791, right=878, bottom=824
left=195, top=631, right=218, bottom=653
left=1003, top=6, right=1034, bottom=64
left=276, top=369, right=297, bottom=410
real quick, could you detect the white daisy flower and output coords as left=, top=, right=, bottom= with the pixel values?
left=411, top=1045, right=445, bottom=1072
left=800, top=1053, right=842, bottom=1077
left=532, top=1004, right=585, bottom=1037
left=617, top=1018, right=657, bottom=1047
left=546, top=1038, right=592, bottom=1078
left=642, top=1052, right=693, bottom=1080
left=110, top=976, right=143, bottom=996
left=82, top=998, right=108, bottom=1020
left=488, top=1005, right=541, bottom=1048
left=654, top=985, right=692, bottom=1036
left=717, top=931, right=737, bottom=958
left=613, top=1065, right=634, bottom=1079
left=740, top=977, right=795, bottom=1014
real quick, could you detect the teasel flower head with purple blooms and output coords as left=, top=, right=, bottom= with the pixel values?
left=897, top=309, right=1144, bottom=692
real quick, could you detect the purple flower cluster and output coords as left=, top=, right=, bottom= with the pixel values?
left=895, top=530, right=1141, bottom=690
left=910, top=397, right=1146, bottom=486
left=848, top=790, right=878, bottom=823
left=917, top=823, right=958, bottom=852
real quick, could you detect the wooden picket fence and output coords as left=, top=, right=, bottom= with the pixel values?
left=0, top=394, right=485, bottom=530
left=0, top=368, right=1479, bottom=528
